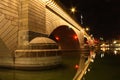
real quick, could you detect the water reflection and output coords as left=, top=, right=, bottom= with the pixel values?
left=0, top=68, right=74, bottom=80
left=82, top=47, right=120, bottom=80
left=0, top=51, right=80, bottom=80
left=100, top=47, right=120, bottom=55
left=100, top=53, right=104, bottom=58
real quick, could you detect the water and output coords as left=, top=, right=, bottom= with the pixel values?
left=0, top=51, right=80, bottom=80
left=2, top=48, right=119, bottom=80
left=83, top=49, right=120, bottom=80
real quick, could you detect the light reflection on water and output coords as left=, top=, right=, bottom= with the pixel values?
left=82, top=48, right=120, bottom=80
left=100, top=47, right=120, bottom=55
left=0, top=51, right=80, bottom=80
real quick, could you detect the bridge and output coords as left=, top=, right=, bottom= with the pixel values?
left=0, top=0, right=94, bottom=79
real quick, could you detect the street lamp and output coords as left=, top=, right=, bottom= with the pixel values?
left=85, top=27, right=89, bottom=31
left=83, top=27, right=90, bottom=34
left=70, top=7, right=76, bottom=14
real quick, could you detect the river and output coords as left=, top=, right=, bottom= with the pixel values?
left=1, top=48, right=119, bottom=80
left=0, top=51, right=80, bottom=80
left=82, top=49, right=120, bottom=80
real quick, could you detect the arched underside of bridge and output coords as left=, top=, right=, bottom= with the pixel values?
left=49, top=25, right=80, bottom=51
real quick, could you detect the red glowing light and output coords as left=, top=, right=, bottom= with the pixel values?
left=73, top=35, right=78, bottom=40
left=94, top=39, right=99, bottom=44
left=75, top=64, right=79, bottom=69
left=55, top=36, right=60, bottom=41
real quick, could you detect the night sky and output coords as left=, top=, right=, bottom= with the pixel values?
left=55, top=0, right=120, bottom=40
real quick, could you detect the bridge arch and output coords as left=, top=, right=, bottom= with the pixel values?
left=49, top=25, right=80, bottom=50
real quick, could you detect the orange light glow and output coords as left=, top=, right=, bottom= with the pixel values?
left=73, top=35, right=78, bottom=40
left=55, top=36, right=60, bottom=41
left=75, top=64, right=79, bottom=69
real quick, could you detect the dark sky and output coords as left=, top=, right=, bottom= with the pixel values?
left=56, top=0, right=120, bottom=40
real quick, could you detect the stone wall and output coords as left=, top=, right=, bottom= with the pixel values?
left=28, top=0, right=45, bottom=33
left=18, top=0, right=46, bottom=47
left=0, top=0, right=19, bottom=65
left=0, top=0, right=49, bottom=67
left=0, top=0, right=19, bottom=52
left=45, top=1, right=85, bottom=48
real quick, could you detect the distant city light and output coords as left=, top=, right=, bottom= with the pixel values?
left=113, top=40, right=117, bottom=44
left=101, top=53, right=104, bottom=58
left=100, top=37, right=104, bottom=40
left=114, top=50, right=117, bottom=55
left=101, top=43, right=105, bottom=47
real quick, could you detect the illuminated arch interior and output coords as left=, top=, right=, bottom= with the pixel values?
left=49, top=25, right=80, bottom=50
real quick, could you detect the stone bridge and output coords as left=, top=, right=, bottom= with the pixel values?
left=0, top=0, right=94, bottom=75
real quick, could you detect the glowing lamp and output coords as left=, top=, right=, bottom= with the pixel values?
left=55, top=36, right=60, bottom=41
left=70, top=7, right=76, bottom=13
left=75, top=64, right=79, bottom=69
left=85, top=27, right=89, bottom=31
left=113, top=40, right=117, bottom=44
left=73, top=35, right=78, bottom=40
